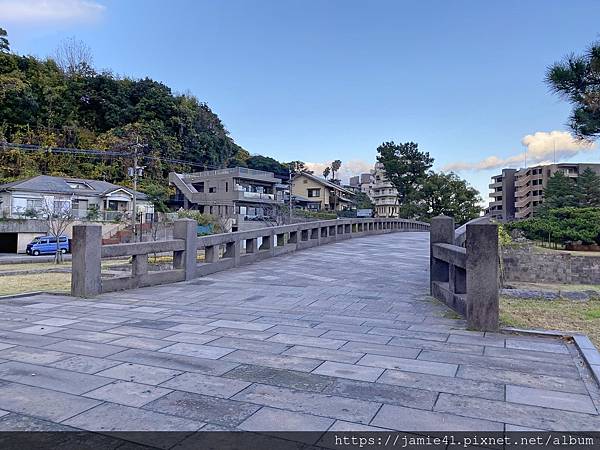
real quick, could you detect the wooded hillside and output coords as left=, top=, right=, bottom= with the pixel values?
left=0, top=50, right=245, bottom=187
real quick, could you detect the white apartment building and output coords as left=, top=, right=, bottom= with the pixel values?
left=351, top=163, right=399, bottom=218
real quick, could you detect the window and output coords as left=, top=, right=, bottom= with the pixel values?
left=307, top=188, right=321, bottom=198
left=66, top=181, right=92, bottom=190
left=193, top=182, right=205, bottom=193
left=26, top=199, right=42, bottom=210
left=303, top=179, right=308, bottom=184
left=209, top=187, right=216, bottom=193
left=225, top=182, right=229, bottom=192
left=53, top=200, right=70, bottom=214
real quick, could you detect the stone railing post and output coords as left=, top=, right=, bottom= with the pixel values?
left=71, top=224, right=102, bottom=298
left=173, top=218, right=197, bottom=280
left=429, top=215, right=454, bottom=294
left=466, top=223, right=499, bottom=331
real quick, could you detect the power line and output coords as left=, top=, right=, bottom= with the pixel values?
left=0, top=141, right=223, bottom=170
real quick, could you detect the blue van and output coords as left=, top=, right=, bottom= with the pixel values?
left=26, top=235, right=70, bottom=256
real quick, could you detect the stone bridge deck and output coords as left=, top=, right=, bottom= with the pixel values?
left=0, top=232, right=599, bottom=443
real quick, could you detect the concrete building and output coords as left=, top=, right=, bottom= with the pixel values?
left=350, top=163, right=398, bottom=217
left=291, top=172, right=355, bottom=211
left=489, top=163, right=600, bottom=220
left=515, top=163, right=600, bottom=219
left=0, top=175, right=153, bottom=252
left=169, top=167, right=282, bottom=229
left=371, top=162, right=399, bottom=218
left=488, top=169, right=516, bottom=221
left=349, top=173, right=374, bottom=197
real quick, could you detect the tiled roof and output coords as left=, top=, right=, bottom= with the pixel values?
left=0, top=175, right=148, bottom=199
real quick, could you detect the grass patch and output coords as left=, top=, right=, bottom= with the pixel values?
left=533, top=245, right=600, bottom=257
left=0, top=261, right=69, bottom=272
left=500, top=297, right=600, bottom=348
left=0, top=272, right=70, bottom=296
left=0, top=259, right=127, bottom=274
left=442, top=310, right=462, bottom=320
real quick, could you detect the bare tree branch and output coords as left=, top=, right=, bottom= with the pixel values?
left=54, top=37, right=94, bottom=75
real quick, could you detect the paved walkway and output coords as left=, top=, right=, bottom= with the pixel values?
left=0, top=232, right=599, bottom=442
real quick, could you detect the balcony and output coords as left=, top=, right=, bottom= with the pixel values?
left=240, top=191, right=274, bottom=200
left=515, top=206, right=533, bottom=219
left=515, top=173, right=531, bottom=188
left=183, top=167, right=280, bottom=183
left=515, top=196, right=530, bottom=208
left=234, top=190, right=278, bottom=203
left=375, top=198, right=398, bottom=206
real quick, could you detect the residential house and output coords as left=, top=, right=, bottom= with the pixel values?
left=0, top=175, right=153, bottom=252
left=291, top=172, right=355, bottom=211
left=169, top=167, right=282, bottom=230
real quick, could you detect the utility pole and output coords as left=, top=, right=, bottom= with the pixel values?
left=129, top=137, right=145, bottom=242
left=288, top=166, right=293, bottom=224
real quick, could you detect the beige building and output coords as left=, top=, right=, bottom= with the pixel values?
left=371, top=162, right=399, bottom=218
left=291, top=172, right=355, bottom=211
left=489, top=163, right=600, bottom=220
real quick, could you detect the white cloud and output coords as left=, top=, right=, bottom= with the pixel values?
left=304, top=160, right=374, bottom=182
left=0, top=0, right=105, bottom=23
left=443, top=131, right=596, bottom=172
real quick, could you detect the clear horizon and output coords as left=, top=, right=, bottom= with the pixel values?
left=2, top=0, right=599, bottom=205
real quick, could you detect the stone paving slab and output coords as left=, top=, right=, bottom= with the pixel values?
left=0, top=232, right=599, bottom=434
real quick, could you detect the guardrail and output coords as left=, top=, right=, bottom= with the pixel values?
left=430, top=215, right=498, bottom=331
left=71, top=217, right=429, bottom=297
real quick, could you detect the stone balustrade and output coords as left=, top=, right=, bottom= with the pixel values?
left=430, top=215, right=499, bottom=331
left=71, top=217, right=429, bottom=297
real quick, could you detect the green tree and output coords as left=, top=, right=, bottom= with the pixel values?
left=576, top=167, right=600, bottom=207
left=541, top=171, right=579, bottom=211
left=509, top=207, right=600, bottom=246
left=355, top=191, right=374, bottom=210
left=0, top=49, right=244, bottom=185
left=421, top=172, right=481, bottom=224
left=286, top=160, right=310, bottom=174
left=546, top=41, right=600, bottom=140
left=142, top=181, right=171, bottom=213
left=228, top=148, right=250, bottom=167
left=0, top=28, right=9, bottom=53
left=376, top=141, right=434, bottom=218
left=246, top=155, right=287, bottom=176
left=322, top=166, right=331, bottom=179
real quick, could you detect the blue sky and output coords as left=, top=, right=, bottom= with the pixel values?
left=2, top=0, right=599, bottom=203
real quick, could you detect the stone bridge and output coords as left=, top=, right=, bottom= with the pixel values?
left=0, top=229, right=599, bottom=444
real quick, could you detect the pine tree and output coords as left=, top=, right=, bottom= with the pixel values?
left=541, top=171, right=578, bottom=211
left=577, top=167, right=600, bottom=207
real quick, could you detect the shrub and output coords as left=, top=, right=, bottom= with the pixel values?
left=507, top=207, right=600, bottom=246
left=177, top=209, right=224, bottom=234
left=86, top=204, right=100, bottom=221
left=293, top=209, right=337, bottom=220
